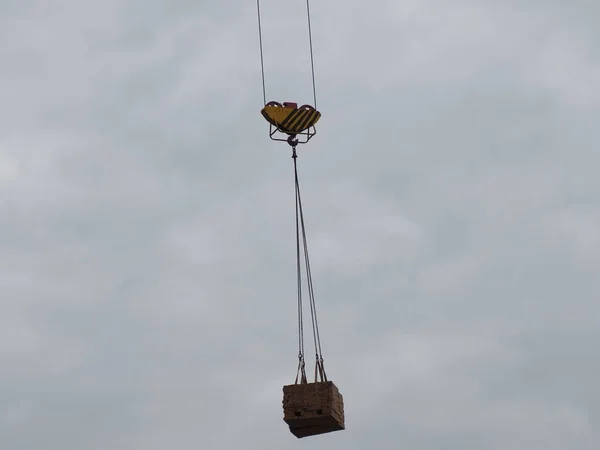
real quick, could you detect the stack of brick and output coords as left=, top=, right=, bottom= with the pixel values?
left=282, top=381, right=345, bottom=438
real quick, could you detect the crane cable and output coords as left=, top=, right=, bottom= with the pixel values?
left=256, top=0, right=267, bottom=106
left=256, top=0, right=318, bottom=109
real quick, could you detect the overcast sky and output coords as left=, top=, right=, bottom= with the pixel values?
left=1, top=0, right=599, bottom=449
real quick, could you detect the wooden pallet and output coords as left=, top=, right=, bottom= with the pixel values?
left=282, top=381, right=345, bottom=438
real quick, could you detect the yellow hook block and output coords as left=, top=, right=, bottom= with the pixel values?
left=261, top=101, right=321, bottom=135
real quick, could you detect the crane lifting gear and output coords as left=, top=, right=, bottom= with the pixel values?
left=256, top=0, right=320, bottom=145
left=255, top=0, right=345, bottom=438
left=261, top=102, right=321, bottom=145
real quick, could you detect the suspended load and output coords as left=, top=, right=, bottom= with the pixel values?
left=283, top=381, right=345, bottom=438
left=256, top=0, right=345, bottom=439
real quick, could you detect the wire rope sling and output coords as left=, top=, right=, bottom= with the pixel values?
left=256, top=0, right=345, bottom=439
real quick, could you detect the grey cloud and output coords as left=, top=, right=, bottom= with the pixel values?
left=1, top=0, right=599, bottom=449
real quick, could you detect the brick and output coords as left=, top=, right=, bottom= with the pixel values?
left=282, top=381, right=345, bottom=438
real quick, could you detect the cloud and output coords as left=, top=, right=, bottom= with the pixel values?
left=1, top=0, right=599, bottom=449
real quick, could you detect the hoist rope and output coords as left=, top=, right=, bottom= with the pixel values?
left=255, top=0, right=318, bottom=107
left=304, top=0, right=318, bottom=109
left=256, top=0, right=267, bottom=105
